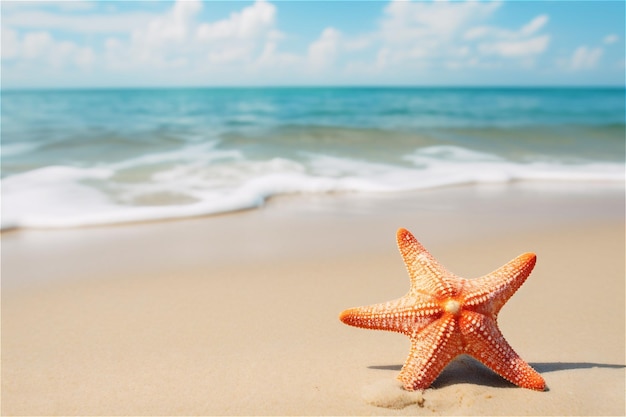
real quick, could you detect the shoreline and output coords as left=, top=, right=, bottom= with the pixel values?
left=2, top=182, right=625, bottom=415
left=3, top=181, right=623, bottom=290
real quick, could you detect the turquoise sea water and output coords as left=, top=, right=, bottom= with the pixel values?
left=1, top=87, right=624, bottom=229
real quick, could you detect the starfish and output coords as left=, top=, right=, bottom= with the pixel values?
left=339, top=228, right=546, bottom=391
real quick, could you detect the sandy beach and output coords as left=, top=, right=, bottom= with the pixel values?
left=2, top=182, right=624, bottom=416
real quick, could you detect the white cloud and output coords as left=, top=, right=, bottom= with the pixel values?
left=479, top=35, right=550, bottom=58
left=22, top=31, right=53, bottom=59
left=1, top=27, right=20, bottom=59
left=570, top=46, right=603, bottom=70
left=364, top=1, right=501, bottom=71
left=466, top=14, right=550, bottom=59
left=196, top=0, right=276, bottom=41
left=308, top=27, right=342, bottom=70
left=128, top=0, right=201, bottom=65
left=464, top=15, right=549, bottom=42
left=74, top=46, right=95, bottom=68
left=143, top=0, right=201, bottom=42
left=603, top=34, right=618, bottom=45
left=103, top=37, right=125, bottom=69
left=371, top=2, right=551, bottom=73
left=343, top=35, right=371, bottom=52
left=304, top=22, right=371, bottom=74
left=2, top=29, right=95, bottom=69
left=101, top=0, right=283, bottom=71
left=195, top=0, right=281, bottom=66
left=520, top=14, right=549, bottom=36
left=381, top=0, right=501, bottom=43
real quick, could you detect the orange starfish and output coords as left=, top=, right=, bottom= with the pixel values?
left=340, top=228, right=546, bottom=391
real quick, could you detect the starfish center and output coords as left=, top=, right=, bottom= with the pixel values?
left=443, top=299, right=462, bottom=315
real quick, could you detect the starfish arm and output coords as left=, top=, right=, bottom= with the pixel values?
left=459, top=311, right=546, bottom=391
left=462, top=252, right=536, bottom=316
left=396, top=228, right=461, bottom=298
left=398, top=316, right=463, bottom=391
left=339, top=295, right=441, bottom=336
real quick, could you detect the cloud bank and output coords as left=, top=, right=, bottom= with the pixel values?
left=1, top=0, right=623, bottom=87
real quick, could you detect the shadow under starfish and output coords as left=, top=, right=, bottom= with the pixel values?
left=369, top=355, right=626, bottom=390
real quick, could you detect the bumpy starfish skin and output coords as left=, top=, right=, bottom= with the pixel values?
left=340, top=228, right=546, bottom=391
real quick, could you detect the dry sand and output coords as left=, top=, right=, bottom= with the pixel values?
left=2, top=183, right=624, bottom=415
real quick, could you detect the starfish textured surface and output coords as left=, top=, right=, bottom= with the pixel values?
left=340, top=228, right=546, bottom=391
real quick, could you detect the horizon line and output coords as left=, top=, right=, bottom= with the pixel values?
left=2, top=84, right=625, bottom=92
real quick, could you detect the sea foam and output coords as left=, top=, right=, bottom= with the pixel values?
left=1, top=145, right=623, bottom=230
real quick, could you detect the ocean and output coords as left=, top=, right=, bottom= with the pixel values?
left=1, top=87, right=624, bottom=230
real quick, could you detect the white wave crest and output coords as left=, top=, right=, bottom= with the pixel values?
left=1, top=145, right=623, bottom=230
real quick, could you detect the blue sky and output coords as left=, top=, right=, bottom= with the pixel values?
left=2, top=0, right=624, bottom=88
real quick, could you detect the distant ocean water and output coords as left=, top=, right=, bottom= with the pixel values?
left=1, top=87, right=624, bottom=229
